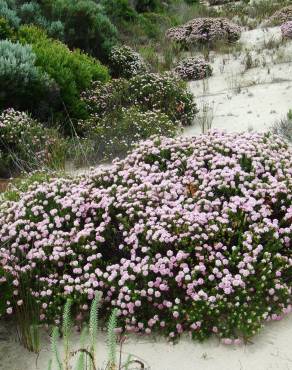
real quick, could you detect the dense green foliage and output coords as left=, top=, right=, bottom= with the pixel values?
left=82, top=73, right=197, bottom=127
left=108, top=45, right=148, bottom=78
left=0, top=0, right=204, bottom=170
left=0, top=109, right=64, bottom=177
left=16, top=26, right=109, bottom=129
left=0, top=39, right=58, bottom=118
left=76, top=106, right=179, bottom=161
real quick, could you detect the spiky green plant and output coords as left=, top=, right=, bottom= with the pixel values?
left=51, top=326, right=63, bottom=370
left=75, top=327, right=89, bottom=370
left=48, top=299, right=145, bottom=370
left=89, top=293, right=101, bottom=369
left=47, top=359, right=53, bottom=370
left=62, top=299, right=73, bottom=370
left=107, top=308, right=118, bottom=370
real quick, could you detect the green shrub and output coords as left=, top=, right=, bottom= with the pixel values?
left=17, top=25, right=109, bottom=130
left=82, top=72, right=197, bottom=127
left=108, top=45, right=148, bottom=78
left=184, top=0, right=199, bottom=4
left=0, top=109, right=64, bottom=177
left=18, top=2, right=42, bottom=24
left=46, top=20, right=64, bottom=39
left=134, top=0, right=162, bottom=13
left=55, top=0, right=118, bottom=60
left=101, top=0, right=138, bottom=23
left=77, top=106, right=179, bottom=161
left=0, top=16, right=13, bottom=38
left=0, top=0, right=20, bottom=28
left=0, top=39, right=59, bottom=118
left=0, top=0, right=118, bottom=59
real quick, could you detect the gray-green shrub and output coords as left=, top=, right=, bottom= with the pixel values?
left=0, top=39, right=58, bottom=118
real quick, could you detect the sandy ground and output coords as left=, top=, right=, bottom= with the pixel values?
left=1, top=26, right=292, bottom=370
left=185, top=26, right=292, bottom=136
left=0, top=314, right=291, bottom=370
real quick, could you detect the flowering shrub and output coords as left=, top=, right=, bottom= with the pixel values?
left=266, top=6, right=292, bottom=26
left=108, top=45, right=148, bottom=78
left=0, top=131, right=291, bottom=344
left=0, top=109, right=63, bottom=177
left=77, top=107, right=179, bottom=161
left=166, top=17, right=242, bottom=46
left=281, top=21, right=292, bottom=38
left=174, top=57, right=212, bottom=81
left=81, top=73, right=197, bottom=127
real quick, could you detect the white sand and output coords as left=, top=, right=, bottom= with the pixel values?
left=0, top=314, right=292, bottom=370
left=185, top=27, right=292, bottom=136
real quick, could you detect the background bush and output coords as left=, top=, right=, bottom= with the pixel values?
left=17, top=25, right=109, bottom=131
left=0, top=39, right=59, bottom=119
left=0, top=0, right=20, bottom=28
left=0, top=16, right=14, bottom=38
left=82, top=72, right=197, bottom=128
left=174, top=57, right=212, bottom=80
left=108, top=45, right=148, bottom=78
left=76, top=106, right=179, bottom=161
left=0, top=109, right=64, bottom=177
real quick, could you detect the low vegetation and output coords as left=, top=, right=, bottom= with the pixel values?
left=0, top=132, right=291, bottom=345
left=0, top=2, right=291, bottom=366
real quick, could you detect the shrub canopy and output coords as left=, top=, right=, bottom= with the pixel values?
left=17, top=25, right=109, bottom=129
left=0, top=132, right=291, bottom=343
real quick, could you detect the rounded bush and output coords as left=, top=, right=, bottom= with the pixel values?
left=61, top=0, right=118, bottom=60
left=81, top=73, right=198, bottom=127
left=17, top=25, right=109, bottom=128
left=109, top=45, right=148, bottom=79
left=0, top=0, right=20, bottom=28
left=0, top=39, right=59, bottom=119
left=266, top=6, right=292, bottom=26
left=281, top=21, right=292, bottom=38
left=0, top=131, right=291, bottom=343
left=133, top=0, right=162, bottom=13
left=0, top=109, right=62, bottom=177
left=174, top=57, right=212, bottom=80
left=101, top=0, right=138, bottom=23
left=166, top=17, right=242, bottom=46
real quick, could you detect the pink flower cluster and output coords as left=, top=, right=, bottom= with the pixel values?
left=0, top=109, right=60, bottom=177
left=166, top=18, right=242, bottom=45
left=266, top=6, right=292, bottom=26
left=281, top=21, right=292, bottom=38
left=0, top=131, right=291, bottom=343
left=174, top=57, right=212, bottom=81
